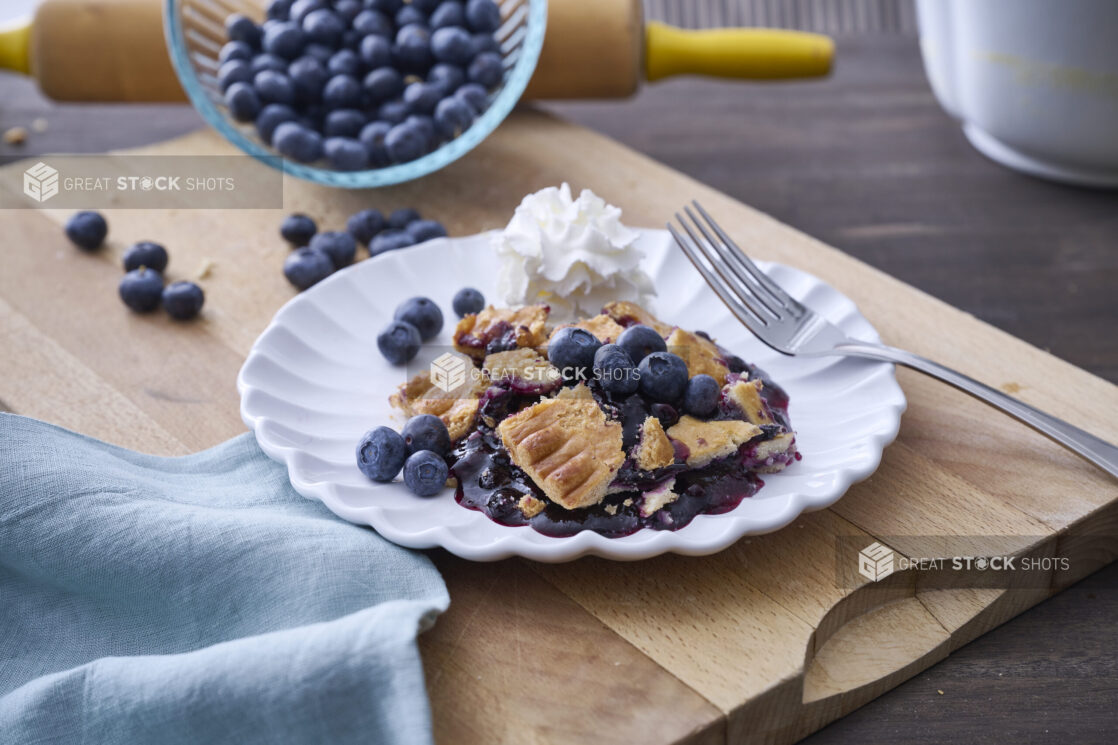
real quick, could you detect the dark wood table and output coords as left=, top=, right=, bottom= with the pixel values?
left=2, top=32, right=1115, bottom=745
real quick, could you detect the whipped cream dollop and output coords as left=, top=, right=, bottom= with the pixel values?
left=494, top=183, right=655, bottom=320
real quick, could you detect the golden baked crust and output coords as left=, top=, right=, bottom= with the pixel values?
left=601, top=301, right=673, bottom=337
left=640, top=478, right=679, bottom=517
left=635, top=416, right=675, bottom=471
left=518, top=494, right=546, bottom=518
left=666, top=415, right=762, bottom=467
left=555, top=382, right=594, bottom=401
left=389, top=360, right=488, bottom=442
left=551, top=314, right=627, bottom=345
left=497, top=396, right=625, bottom=510
left=483, top=348, right=561, bottom=389
left=453, top=304, right=551, bottom=360
left=752, top=433, right=796, bottom=473
left=666, top=327, right=730, bottom=385
left=726, top=378, right=774, bottom=425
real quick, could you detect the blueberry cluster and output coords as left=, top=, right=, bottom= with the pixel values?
left=554, top=323, right=720, bottom=419
left=219, top=0, right=504, bottom=170
left=356, top=414, right=451, bottom=496
left=62, top=211, right=205, bottom=320
left=279, top=207, right=447, bottom=291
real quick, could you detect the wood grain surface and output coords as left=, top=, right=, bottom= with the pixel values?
left=2, top=30, right=1117, bottom=745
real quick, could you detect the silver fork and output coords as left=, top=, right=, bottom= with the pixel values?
left=669, top=202, right=1118, bottom=480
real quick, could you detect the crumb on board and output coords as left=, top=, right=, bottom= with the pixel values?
left=937, top=689, right=944, bottom=695
left=1000, top=382, right=1023, bottom=394
left=3, top=126, right=27, bottom=145
left=196, top=258, right=216, bottom=280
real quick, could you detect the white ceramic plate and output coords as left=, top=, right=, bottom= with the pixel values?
left=238, top=229, right=906, bottom=562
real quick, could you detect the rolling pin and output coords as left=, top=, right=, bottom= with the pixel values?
left=0, top=0, right=833, bottom=103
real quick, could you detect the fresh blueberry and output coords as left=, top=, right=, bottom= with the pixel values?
left=355, top=426, right=407, bottom=482
left=385, top=121, right=428, bottom=162
left=433, top=95, right=474, bottom=138
left=218, top=59, right=253, bottom=91
left=549, top=326, right=602, bottom=381
left=367, top=0, right=403, bottom=14
left=220, top=41, right=253, bottom=65
left=430, top=1, right=466, bottom=29
left=359, top=34, right=392, bottom=69
left=342, top=29, right=363, bottom=50
left=225, top=14, right=262, bottom=46
left=402, top=413, right=451, bottom=456
left=682, top=374, right=721, bottom=417
left=617, top=324, right=666, bottom=364
left=322, top=74, right=363, bottom=109
left=470, top=32, right=500, bottom=57
left=394, top=24, right=432, bottom=72
left=353, top=8, right=392, bottom=37
left=327, top=48, right=361, bottom=77
left=325, top=137, right=369, bottom=170
left=255, top=103, right=298, bottom=143
left=465, top=0, right=501, bottom=32
left=637, top=351, right=689, bottom=404
left=273, top=121, right=324, bottom=162
left=377, top=99, right=411, bottom=125
left=122, top=241, right=168, bottom=273
left=301, top=8, right=344, bottom=46
left=387, top=207, right=421, bottom=230
left=427, top=63, right=465, bottom=94
left=403, top=450, right=448, bottom=497
left=394, top=5, right=427, bottom=28
left=302, top=42, right=334, bottom=63
left=455, top=82, right=488, bottom=114
left=346, top=209, right=386, bottom=244
left=451, top=287, right=484, bottom=317
left=280, top=214, right=317, bottom=247
left=411, top=0, right=441, bottom=13
left=266, top=0, right=293, bottom=21
left=468, top=51, right=502, bottom=88
left=262, top=21, right=305, bottom=59
left=119, top=268, right=164, bottom=313
left=288, top=0, right=325, bottom=24
left=406, top=219, right=447, bottom=243
left=225, top=82, right=262, bottom=122
left=287, top=55, right=328, bottom=102
left=283, top=246, right=334, bottom=290
left=359, top=121, right=393, bottom=165
left=253, top=70, right=296, bottom=105
left=402, top=81, right=441, bottom=115
left=430, top=26, right=473, bottom=66
left=377, top=319, right=421, bottom=364
left=309, top=230, right=357, bottom=268
left=363, top=66, right=404, bottom=103
left=162, top=281, right=205, bottom=320
left=394, top=296, right=443, bottom=341
left=593, top=344, right=639, bottom=396
left=323, top=108, right=366, bottom=137
left=64, top=211, right=108, bottom=251
left=370, top=229, right=416, bottom=256
left=251, top=52, right=289, bottom=75
left=405, top=114, right=437, bottom=143
left=334, top=0, right=362, bottom=23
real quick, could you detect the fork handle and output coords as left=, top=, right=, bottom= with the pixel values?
left=834, top=341, right=1118, bottom=480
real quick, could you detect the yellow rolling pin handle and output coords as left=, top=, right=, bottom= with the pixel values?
left=0, top=17, right=32, bottom=76
left=645, top=22, right=833, bottom=81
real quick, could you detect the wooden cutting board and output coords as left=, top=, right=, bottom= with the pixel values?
left=2, top=110, right=1116, bottom=745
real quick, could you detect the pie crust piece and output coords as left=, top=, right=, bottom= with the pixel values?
left=666, top=415, right=762, bottom=468
left=551, top=314, right=627, bottom=345
left=634, top=416, right=675, bottom=471
left=390, top=362, right=488, bottom=442
left=601, top=301, right=674, bottom=337
left=666, top=327, right=730, bottom=385
left=726, top=378, right=774, bottom=425
left=453, top=304, right=551, bottom=360
left=497, top=395, right=625, bottom=510
left=483, top=348, right=561, bottom=391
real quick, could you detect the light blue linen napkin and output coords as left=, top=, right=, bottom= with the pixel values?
left=0, top=414, right=449, bottom=745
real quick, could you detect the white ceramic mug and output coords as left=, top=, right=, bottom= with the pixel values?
left=917, top=0, right=1118, bottom=188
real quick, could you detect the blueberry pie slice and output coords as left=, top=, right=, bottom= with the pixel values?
left=390, top=302, right=799, bottom=537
